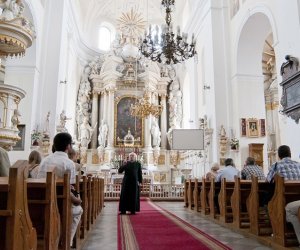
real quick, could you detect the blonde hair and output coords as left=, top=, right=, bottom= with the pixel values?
left=28, top=150, right=42, bottom=165
left=211, top=162, right=220, bottom=172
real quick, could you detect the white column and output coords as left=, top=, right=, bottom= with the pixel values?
left=106, top=88, right=115, bottom=149
left=103, top=90, right=108, bottom=122
left=91, top=91, right=99, bottom=149
left=160, top=94, right=167, bottom=149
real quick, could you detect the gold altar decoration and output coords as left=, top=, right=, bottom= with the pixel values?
left=130, top=94, right=163, bottom=118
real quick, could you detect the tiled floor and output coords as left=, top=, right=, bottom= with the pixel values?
left=82, top=201, right=297, bottom=250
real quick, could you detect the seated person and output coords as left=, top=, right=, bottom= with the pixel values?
left=28, top=150, right=42, bottom=178
left=0, top=147, right=10, bottom=176
left=68, top=148, right=82, bottom=173
left=206, top=162, right=220, bottom=180
left=285, top=200, right=300, bottom=245
left=216, top=158, right=239, bottom=182
left=241, top=157, right=265, bottom=180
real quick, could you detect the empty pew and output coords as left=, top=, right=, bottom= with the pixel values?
left=268, top=174, right=300, bottom=247
left=27, top=170, right=60, bottom=250
left=231, top=177, right=252, bottom=228
left=188, top=179, right=195, bottom=210
left=0, top=160, right=37, bottom=250
left=218, top=178, right=234, bottom=223
left=247, top=175, right=272, bottom=236
left=200, top=178, right=211, bottom=215
left=184, top=180, right=188, bottom=207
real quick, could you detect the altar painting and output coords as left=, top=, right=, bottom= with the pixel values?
left=114, top=96, right=144, bottom=147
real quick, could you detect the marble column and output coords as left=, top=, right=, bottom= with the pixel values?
left=160, top=94, right=167, bottom=149
left=91, top=91, right=99, bottom=148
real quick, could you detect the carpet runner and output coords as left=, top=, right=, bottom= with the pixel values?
left=118, top=199, right=231, bottom=250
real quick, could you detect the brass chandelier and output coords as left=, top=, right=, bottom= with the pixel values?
left=130, top=94, right=163, bottom=118
left=140, top=0, right=197, bottom=65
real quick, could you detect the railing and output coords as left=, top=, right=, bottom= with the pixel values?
left=104, top=183, right=184, bottom=201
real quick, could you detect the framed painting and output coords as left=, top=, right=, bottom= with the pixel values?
left=247, top=118, right=259, bottom=138
left=114, top=96, right=144, bottom=147
left=240, top=118, right=247, bottom=136
left=260, top=119, right=266, bottom=136
left=13, top=124, right=25, bottom=151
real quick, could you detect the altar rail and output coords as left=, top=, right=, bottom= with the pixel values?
left=104, top=183, right=184, bottom=201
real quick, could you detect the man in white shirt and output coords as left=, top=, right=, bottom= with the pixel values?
left=38, top=132, right=76, bottom=183
left=216, top=158, right=240, bottom=182
left=37, top=132, right=82, bottom=247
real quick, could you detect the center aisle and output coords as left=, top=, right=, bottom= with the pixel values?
left=118, top=199, right=231, bottom=250
left=82, top=201, right=272, bottom=250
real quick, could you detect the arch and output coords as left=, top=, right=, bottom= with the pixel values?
left=234, top=4, right=278, bottom=75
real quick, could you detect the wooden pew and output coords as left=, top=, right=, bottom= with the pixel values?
left=247, top=175, right=272, bottom=236
left=56, top=173, right=71, bottom=250
left=193, top=178, right=202, bottom=212
left=86, top=176, right=93, bottom=231
left=268, top=174, right=300, bottom=247
left=200, top=178, right=211, bottom=215
left=27, top=170, right=60, bottom=250
left=0, top=160, right=37, bottom=250
left=188, top=179, right=195, bottom=210
left=218, top=178, right=234, bottom=223
left=208, top=178, right=221, bottom=219
left=184, top=180, right=188, bottom=207
left=231, top=177, right=252, bottom=228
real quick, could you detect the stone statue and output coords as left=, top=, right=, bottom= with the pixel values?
left=0, top=0, right=24, bottom=20
left=151, top=119, right=161, bottom=148
left=80, top=117, right=94, bottom=148
left=98, top=119, right=108, bottom=147
left=11, top=109, right=20, bottom=129
left=43, top=111, right=50, bottom=137
left=59, top=110, right=70, bottom=128
left=168, top=78, right=183, bottom=128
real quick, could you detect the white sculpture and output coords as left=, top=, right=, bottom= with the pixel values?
left=80, top=117, right=94, bottom=148
left=98, top=119, right=108, bottom=147
left=151, top=119, right=161, bottom=148
left=59, top=110, right=70, bottom=130
left=168, top=78, right=183, bottom=129
left=11, top=109, right=20, bottom=129
left=0, top=0, right=24, bottom=20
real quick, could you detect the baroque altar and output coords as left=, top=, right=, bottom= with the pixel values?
left=74, top=9, right=185, bottom=185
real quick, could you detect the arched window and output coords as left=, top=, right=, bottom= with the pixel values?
left=98, top=26, right=112, bottom=51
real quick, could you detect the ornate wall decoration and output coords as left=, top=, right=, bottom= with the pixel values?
left=114, top=96, right=144, bottom=147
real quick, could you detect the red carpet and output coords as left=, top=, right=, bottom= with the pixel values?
left=118, top=199, right=231, bottom=250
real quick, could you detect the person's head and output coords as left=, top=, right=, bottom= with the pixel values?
left=53, top=132, right=72, bottom=152
left=28, top=150, right=42, bottom=165
left=211, top=162, right=220, bottom=172
left=224, top=158, right=234, bottom=167
left=277, top=145, right=291, bottom=159
left=245, top=157, right=255, bottom=166
left=129, top=152, right=137, bottom=161
left=68, top=148, right=77, bottom=162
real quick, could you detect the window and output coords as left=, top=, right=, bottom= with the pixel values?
left=98, top=26, right=112, bottom=51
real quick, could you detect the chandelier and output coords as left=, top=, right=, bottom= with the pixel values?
left=130, top=94, right=163, bottom=118
left=140, top=0, right=197, bottom=64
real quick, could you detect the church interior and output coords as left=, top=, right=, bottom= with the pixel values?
left=0, top=0, right=300, bottom=249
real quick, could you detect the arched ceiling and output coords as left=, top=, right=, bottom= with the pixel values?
left=71, top=0, right=185, bottom=36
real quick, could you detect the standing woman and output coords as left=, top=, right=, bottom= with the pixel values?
left=118, top=152, right=142, bottom=215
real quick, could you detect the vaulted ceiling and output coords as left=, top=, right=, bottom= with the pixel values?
left=72, top=0, right=186, bottom=35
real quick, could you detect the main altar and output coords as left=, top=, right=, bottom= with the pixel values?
left=74, top=9, right=186, bottom=187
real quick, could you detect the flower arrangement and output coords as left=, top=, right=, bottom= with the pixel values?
left=31, top=129, right=43, bottom=146
left=230, top=138, right=239, bottom=150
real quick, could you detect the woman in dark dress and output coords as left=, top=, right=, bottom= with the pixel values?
left=118, top=152, right=143, bottom=214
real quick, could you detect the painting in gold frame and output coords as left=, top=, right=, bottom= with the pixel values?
left=114, top=96, right=144, bottom=147
left=247, top=118, right=259, bottom=138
